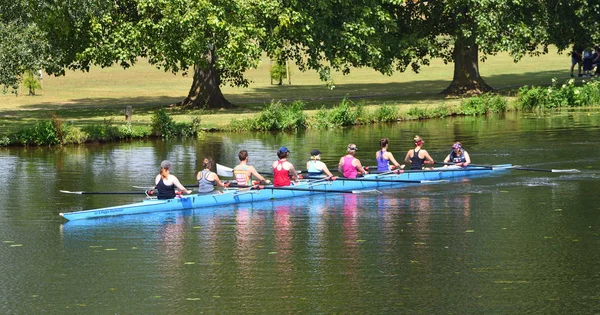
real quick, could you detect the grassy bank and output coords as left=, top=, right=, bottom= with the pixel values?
left=0, top=47, right=579, bottom=139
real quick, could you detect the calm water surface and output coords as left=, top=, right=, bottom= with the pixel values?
left=1, top=110, right=600, bottom=313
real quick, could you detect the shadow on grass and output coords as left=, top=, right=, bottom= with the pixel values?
left=5, top=68, right=570, bottom=117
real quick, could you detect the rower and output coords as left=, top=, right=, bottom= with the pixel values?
left=404, top=135, right=435, bottom=170
left=154, top=160, right=192, bottom=200
left=443, top=141, right=471, bottom=167
left=306, top=149, right=334, bottom=178
left=272, top=146, right=300, bottom=187
left=375, top=138, right=404, bottom=172
left=197, top=158, right=229, bottom=194
left=234, top=150, right=271, bottom=186
left=338, top=144, right=368, bottom=178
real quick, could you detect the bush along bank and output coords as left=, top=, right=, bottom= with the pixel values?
left=2, top=78, right=599, bottom=147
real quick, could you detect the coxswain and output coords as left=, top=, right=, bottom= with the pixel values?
left=443, top=142, right=471, bottom=167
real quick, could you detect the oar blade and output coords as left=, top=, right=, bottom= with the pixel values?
left=552, top=169, right=581, bottom=173
left=216, top=163, right=234, bottom=177
left=351, top=189, right=382, bottom=195
left=60, top=190, right=83, bottom=195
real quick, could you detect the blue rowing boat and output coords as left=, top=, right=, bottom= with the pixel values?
left=59, top=164, right=512, bottom=221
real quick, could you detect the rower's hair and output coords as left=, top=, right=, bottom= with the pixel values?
left=380, top=138, right=389, bottom=149
left=277, top=151, right=288, bottom=159
left=238, top=150, right=248, bottom=161
left=203, top=158, right=214, bottom=170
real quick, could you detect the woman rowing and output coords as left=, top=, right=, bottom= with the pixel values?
left=404, top=135, right=435, bottom=170
left=338, top=144, right=368, bottom=178
left=234, top=150, right=271, bottom=186
left=197, top=158, right=229, bottom=194
left=375, top=138, right=404, bottom=172
left=306, top=149, right=334, bottom=178
left=154, top=160, right=192, bottom=199
left=272, top=146, right=300, bottom=187
left=443, top=141, right=471, bottom=167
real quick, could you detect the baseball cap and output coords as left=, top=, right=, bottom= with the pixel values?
left=311, top=149, right=321, bottom=156
left=160, top=160, right=172, bottom=169
left=278, top=146, right=290, bottom=154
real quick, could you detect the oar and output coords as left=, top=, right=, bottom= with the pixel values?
left=304, top=176, right=426, bottom=183
left=513, top=166, right=580, bottom=173
left=60, top=190, right=150, bottom=195
left=434, top=162, right=492, bottom=169
left=435, top=162, right=580, bottom=173
left=254, top=185, right=380, bottom=194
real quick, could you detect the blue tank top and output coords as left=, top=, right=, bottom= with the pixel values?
left=449, top=150, right=467, bottom=163
left=197, top=169, right=216, bottom=193
left=156, top=178, right=176, bottom=200
left=377, top=150, right=390, bottom=172
left=410, top=149, right=425, bottom=170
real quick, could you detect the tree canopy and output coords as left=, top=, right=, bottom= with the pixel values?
left=2, top=0, right=600, bottom=103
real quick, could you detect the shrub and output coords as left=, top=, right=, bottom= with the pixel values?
left=13, top=121, right=60, bottom=146
left=310, top=98, right=363, bottom=129
left=459, top=93, right=507, bottom=115
left=151, top=109, right=176, bottom=138
left=407, top=106, right=428, bottom=119
left=373, top=104, right=399, bottom=122
left=429, top=104, right=451, bottom=118
left=251, top=100, right=307, bottom=131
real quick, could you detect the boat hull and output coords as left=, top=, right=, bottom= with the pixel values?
left=60, top=164, right=512, bottom=221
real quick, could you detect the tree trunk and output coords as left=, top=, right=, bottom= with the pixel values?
left=177, top=47, right=233, bottom=109
left=441, top=34, right=494, bottom=96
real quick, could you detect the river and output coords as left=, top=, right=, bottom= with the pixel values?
left=1, top=110, right=599, bottom=313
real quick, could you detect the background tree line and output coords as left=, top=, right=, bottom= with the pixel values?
left=2, top=0, right=600, bottom=108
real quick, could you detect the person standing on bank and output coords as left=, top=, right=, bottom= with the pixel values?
left=443, top=142, right=471, bottom=167
left=306, top=149, right=334, bottom=177
left=197, top=158, right=229, bottom=194
left=376, top=138, right=404, bottom=172
left=338, top=144, right=368, bottom=178
left=155, top=160, right=192, bottom=199
left=404, top=135, right=435, bottom=170
left=272, top=147, right=300, bottom=187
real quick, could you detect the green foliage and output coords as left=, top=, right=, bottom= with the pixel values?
left=407, top=106, right=428, bottom=119
left=429, top=104, right=451, bottom=118
left=516, top=85, right=548, bottom=110
left=459, top=94, right=507, bottom=115
left=0, top=21, right=50, bottom=90
left=270, top=62, right=287, bottom=85
left=372, top=104, right=399, bottom=122
left=82, top=119, right=121, bottom=141
left=62, top=126, right=88, bottom=144
left=311, top=98, right=363, bottom=129
left=251, top=101, right=307, bottom=131
left=13, top=121, right=60, bottom=146
left=516, top=78, right=600, bottom=110
left=151, top=109, right=176, bottom=138
left=23, top=70, right=41, bottom=95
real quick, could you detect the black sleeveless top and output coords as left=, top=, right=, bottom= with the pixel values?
left=410, top=149, right=425, bottom=170
left=156, top=178, right=176, bottom=200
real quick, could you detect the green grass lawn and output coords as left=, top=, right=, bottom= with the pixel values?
left=0, top=47, right=574, bottom=131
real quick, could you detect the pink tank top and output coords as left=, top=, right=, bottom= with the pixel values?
left=342, top=156, right=358, bottom=178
